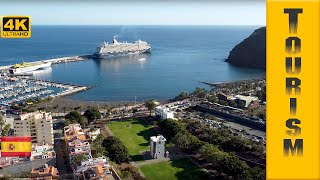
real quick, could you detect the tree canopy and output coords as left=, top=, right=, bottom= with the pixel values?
left=158, top=119, right=265, bottom=179
left=174, top=91, right=189, bottom=101
left=144, top=100, right=156, bottom=115
left=192, top=87, right=207, bottom=99
left=71, top=154, right=88, bottom=166
left=102, top=136, right=129, bottom=164
left=65, top=111, right=82, bottom=122
left=158, top=119, right=186, bottom=141
left=65, top=111, right=88, bottom=127
left=84, top=106, right=101, bottom=123
left=91, top=134, right=106, bottom=158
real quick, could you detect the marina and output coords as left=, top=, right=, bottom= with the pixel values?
left=0, top=76, right=91, bottom=106
left=0, top=55, right=94, bottom=106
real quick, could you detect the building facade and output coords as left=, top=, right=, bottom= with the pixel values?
left=155, top=106, right=174, bottom=119
left=64, top=124, right=92, bottom=164
left=13, top=111, right=54, bottom=145
left=150, top=135, right=167, bottom=159
left=84, top=127, right=101, bottom=141
left=31, top=164, right=59, bottom=180
left=31, top=144, right=56, bottom=161
left=74, top=156, right=115, bottom=180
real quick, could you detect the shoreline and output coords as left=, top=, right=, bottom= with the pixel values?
left=38, top=77, right=262, bottom=110
left=38, top=96, right=170, bottom=111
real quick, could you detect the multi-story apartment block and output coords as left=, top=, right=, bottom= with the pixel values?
left=13, top=111, right=54, bottom=145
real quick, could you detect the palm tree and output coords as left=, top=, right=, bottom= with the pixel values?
left=145, top=100, right=156, bottom=116
left=0, top=116, right=5, bottom=134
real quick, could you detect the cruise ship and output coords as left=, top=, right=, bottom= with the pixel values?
left=93, top=37, right=151, bottom=58
left=9, top=62, right=52, bottom=75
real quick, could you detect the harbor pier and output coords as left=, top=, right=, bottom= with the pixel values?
left=0, top=55, right=93, bottom=71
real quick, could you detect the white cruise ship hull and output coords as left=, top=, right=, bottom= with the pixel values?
left=9, top=62, right=52, bottom=75
left=93, top=37, right=151, bottom=59
left=93, top=48, right=151, bottom=59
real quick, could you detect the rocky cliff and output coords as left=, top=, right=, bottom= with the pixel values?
left=226, top=27, right=266, bottom=69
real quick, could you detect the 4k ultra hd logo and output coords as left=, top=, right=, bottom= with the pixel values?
left=1, top=16, right=31, bottom=38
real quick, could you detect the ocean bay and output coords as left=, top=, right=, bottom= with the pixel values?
left=0, top=25, right=265, bottom=102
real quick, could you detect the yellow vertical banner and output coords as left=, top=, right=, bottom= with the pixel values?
left=267, top=0, right=320, bottom=179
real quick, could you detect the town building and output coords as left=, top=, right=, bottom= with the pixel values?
left=13, top=111, right=54, bottom=145
left=155, top=106, right=174, bottom=119
left=0, top=157, right=28, bottom=168
left=31, top=144, right=56, bottom=161
left=84, top=127, right=101, bottom=141
left=1, top=110, right=16, bottom=133
left=64, top=124, right=92, bottom=163
left=234, top=95, right=259, bottom=108
left=217, top=93, right=259, bottom=108
left=150, top=135, right=167, bottom=159
left=31, top=164, right=59, bottom=180
left=74, top=156, right=117, bottom=180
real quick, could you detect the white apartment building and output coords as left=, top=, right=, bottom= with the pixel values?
left=31, top=143, right=56, bottom=161
left=155, top=106, right=174, bottom=119
left=150, top=135, right=167, bottom=159
left=13, top=111, right=54, bottom=145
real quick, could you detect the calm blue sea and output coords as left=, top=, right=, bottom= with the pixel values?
left=0, top=26, right=265, bottom=102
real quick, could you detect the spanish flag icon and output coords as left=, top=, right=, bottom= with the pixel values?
left=0, top=136, right=31, bottom=157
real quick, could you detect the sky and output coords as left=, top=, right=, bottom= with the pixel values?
left=0, top=1, right=266, bottom=25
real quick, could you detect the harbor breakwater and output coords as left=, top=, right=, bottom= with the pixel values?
left=0, top=55, right=93, bottom=71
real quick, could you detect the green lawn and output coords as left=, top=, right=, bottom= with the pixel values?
left=108, top=119, right=156, bottom=161
left=140, top=158, right=207, bottom=180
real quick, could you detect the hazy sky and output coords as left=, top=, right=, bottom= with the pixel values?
left=0, top=1, right=265, bottom=25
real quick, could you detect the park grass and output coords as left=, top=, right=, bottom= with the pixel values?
left=140, top=158, right=206, bottom=180
left=108, top=119, right=157, bottom=161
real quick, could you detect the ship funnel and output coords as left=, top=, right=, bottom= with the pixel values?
left=113, top=36, right=119, bottom=44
